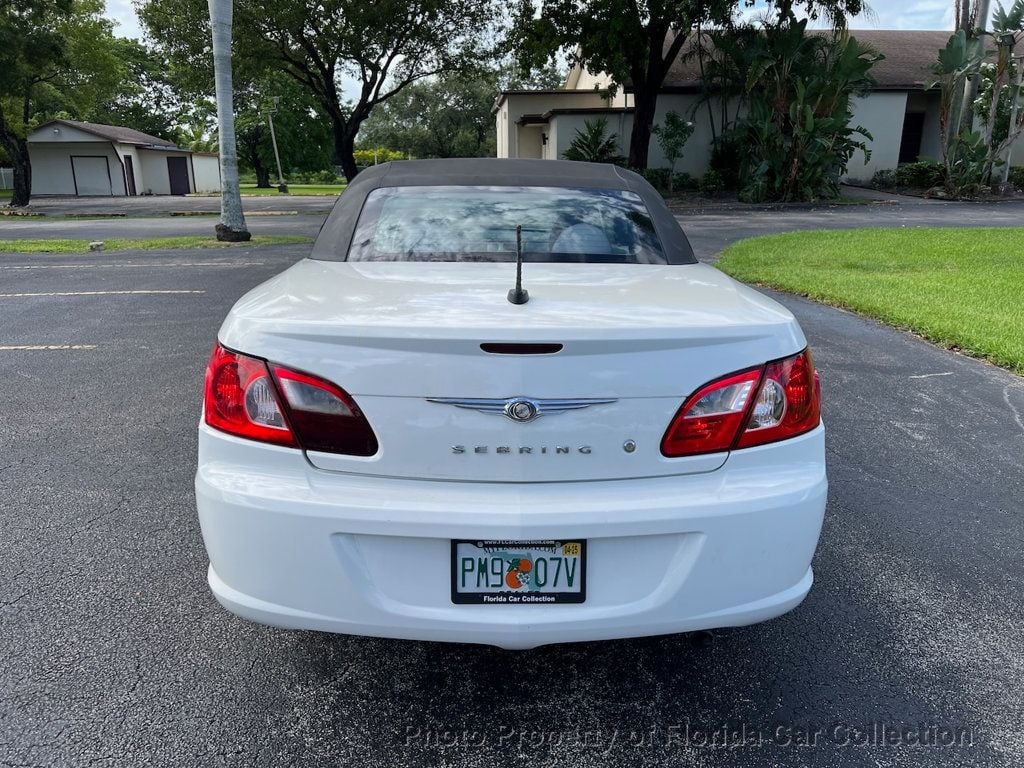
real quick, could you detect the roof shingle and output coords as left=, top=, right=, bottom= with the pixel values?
left=660, top=29, right=953, bottom=91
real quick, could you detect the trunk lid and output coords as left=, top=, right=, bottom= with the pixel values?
left=219, top=260, right=806, bottom=481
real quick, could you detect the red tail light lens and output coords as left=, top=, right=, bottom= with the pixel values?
left=660, top=368, right=762, bottom=456
left=205, top=344, right=297, bottom=447
left=661, top=350, right=821, bottom=457
left=270, top=365, right=378, bottom=456
left=203, top=344, right=378, bottom=456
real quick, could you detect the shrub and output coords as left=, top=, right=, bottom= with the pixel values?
left=699, top=169, right=725, bottom=198
left=1009, top=166, right=1024, bottom=189
left=871, top=169, right=898, bottom=189
left=314, top=169, right=339, bottom=184
left=640, top=167, right=670, bottom=192
left=710, top=133, right=742, bottom=191
left=563, top=118, right=626, bottom=164
left=673, top=171, right=698, bottom=191
left=353, top=148, right=404, bottom=166
left=894, top=160, right=945, bottom=189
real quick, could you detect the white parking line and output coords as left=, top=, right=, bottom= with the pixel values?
left=0, top=261, right=265, bottom=270
left=908, top=372, right=955, bottom=380
left=0, top=344, right=98, bottom=350
left=0, top=290, right=206, bottom=298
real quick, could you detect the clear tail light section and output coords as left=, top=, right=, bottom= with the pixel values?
left=203, top=344, right=378, bottom=456
left=661, top=350, right=821, bottom=457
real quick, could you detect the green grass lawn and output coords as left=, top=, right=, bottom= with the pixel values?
left=717, top=228, right=1024, bottom=374
left=0, top=190, right=11, bottom=199
left=238, top=184, right=346, bottom=196
left=0, top=235, right=313, bottom=253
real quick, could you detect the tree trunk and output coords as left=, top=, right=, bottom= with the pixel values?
left=4, top=138, right=31, bottom=208
left=207, top=0, right=250, bottom=241
left=334, top=128, right=359, bottom=182
left=959, top=0, right=992, bottom=134
left=254, top=161, right=271, bottom=188
left=0, top=104, right=31, bottom=208
left=628, top=86, right=659, bottom=169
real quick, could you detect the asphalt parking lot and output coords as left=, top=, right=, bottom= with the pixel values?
left=1, top=197, right=1022, bottom=767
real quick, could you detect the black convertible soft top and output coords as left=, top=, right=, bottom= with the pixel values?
left=310, top=158, right=697, bottom=264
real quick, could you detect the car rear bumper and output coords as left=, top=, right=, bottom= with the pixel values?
left=195, top=423, right=827, bottom=650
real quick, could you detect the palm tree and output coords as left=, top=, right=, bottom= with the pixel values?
left=207, top=0, right=250, bottom=241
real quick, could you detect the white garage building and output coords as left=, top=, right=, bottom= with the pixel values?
left=28, top=120, right=221, bottom=197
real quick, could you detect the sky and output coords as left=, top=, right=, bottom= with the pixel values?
left=106, top=1, right=983, bottom=42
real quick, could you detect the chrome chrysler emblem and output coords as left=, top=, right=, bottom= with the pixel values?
left=428, top=396, right=616, bottom=423
left=506, top=398, right=539, bottom=422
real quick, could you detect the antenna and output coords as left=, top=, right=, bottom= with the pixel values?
left=507, top=224, right=530, bottom=305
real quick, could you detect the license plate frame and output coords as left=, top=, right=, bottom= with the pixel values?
left=450, top=539, right=587, bottom=605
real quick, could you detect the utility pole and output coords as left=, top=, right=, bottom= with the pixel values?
left=264, top=96, right=288, bottom=194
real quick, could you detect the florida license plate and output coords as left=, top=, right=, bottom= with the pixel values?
left=450, top=540, right=586, bottom=604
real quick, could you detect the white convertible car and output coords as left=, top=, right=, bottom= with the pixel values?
left=196, top=159, right=825, bottom=649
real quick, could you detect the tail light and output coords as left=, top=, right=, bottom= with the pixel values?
left=203, top=344, right=378, bottom=456
left=661, top=350, right=820, bottom=457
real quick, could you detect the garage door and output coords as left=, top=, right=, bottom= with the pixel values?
left=71, top=156, right=113, bottom=196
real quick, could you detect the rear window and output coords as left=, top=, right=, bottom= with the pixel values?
left=346, top=185, right=667, bottom=264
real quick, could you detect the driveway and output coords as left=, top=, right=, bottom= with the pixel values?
left=1, top=203, right=1022, bottom=767
left=6, top=191, right=1024, bottom=255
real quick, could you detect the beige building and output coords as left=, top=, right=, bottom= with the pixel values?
left=28, top=120, right=221, bottom=197
left=494, top=30, right=1021, bottom=181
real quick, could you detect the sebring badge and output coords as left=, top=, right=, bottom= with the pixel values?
left=427, top=396, right=616, bottom=423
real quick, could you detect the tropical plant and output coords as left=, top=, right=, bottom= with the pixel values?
left=928, top=30, right=987, bottom=195
left=651, top=111, right=695, bottom=192
left=207, top=0, right=249, bottom=240
left=928, top=4, right=1024, bottom=196
left=512, top=0, right=866, bottom=169
left=728, top=18, right=880, bottom=202
left=562, top=118, right=626, bottom=164
left=981, top=0, right=1024, bottom=182
left=698, top=168, right=725, bottom=197
left=973, top=61, right=1019, bottom=146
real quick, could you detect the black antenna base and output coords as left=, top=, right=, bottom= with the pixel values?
left=507, top=287, right=530, bottom=305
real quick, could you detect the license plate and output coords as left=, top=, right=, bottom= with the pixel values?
left=450, top=540, right=586, bottom=604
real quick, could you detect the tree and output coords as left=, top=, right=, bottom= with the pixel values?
left=357, top=70, right=500, bottom=158
left=929, top=30, right=991, bottom=195
left=91, top=39, right=183, bottom=142
left=651, top=111, right=694, bottom=191
left=144, top=0, right=504, bottom=181
left=981, top=0, right=1024, bottom=181
left=249, top=0, right=503, bottom=180
left=0, top=0, right=72, bottom=206
left=207, top=0, right=249, bottom=240
left=237, top=74, right=334, bottom=181
left=562, top=118, right=626, bottom=163
left=513, top=0, right=866, bottom=170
